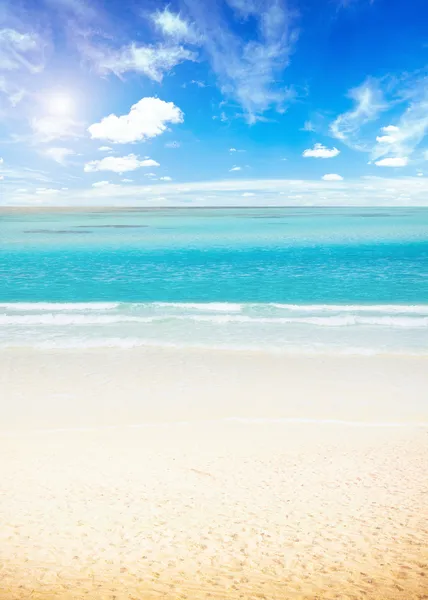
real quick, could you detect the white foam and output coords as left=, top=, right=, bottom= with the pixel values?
left=0, top=302, right=119, bottom=311
left=271, top=303, right=428, bottom=314
left=0, top=313, right=427, bottom=328
left=153, top=302, right=243, bottom=312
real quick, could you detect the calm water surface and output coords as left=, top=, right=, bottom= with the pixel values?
left=1, top=207, right=427, bottom=354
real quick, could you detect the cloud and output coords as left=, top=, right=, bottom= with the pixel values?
left=31, top=116, right=82, bottom=143
left=152, top=8, right=202, bottom=44
left=331, top=73, right=428, bottom=162
left=330, top=79, right=387, bottom=146
left=98, top=146, right=113, bottom=152
left=301, top=120, right=315, bottom=132
left=370, top=84, right=428, bottom=162
left=84, top=154, right=160, bottom=173
left=88, top=97, right=183, bottom=144
left=322, top=173, right=343, bottom=181
left=229, top=148, right=237, bottom=152
left=183, top=0, right=299, bottom=123
left=302, top=143, right=340, bottom=158
left=9, top=176, right=428, bottom=208
left=121, top=178, right=133, bottom=183
left=92, top=180, right=110, bottom=188
left=376, top=135, right=396, bottom=144
left=242, top=192, right=255, bottom=196
left=374, top=157, right=408, bottom=167
left=0, top=28, right=46, bottom=74
left=159, top=176, right=172, bottom=181
left=229, top=166, right=242, bottom=171
left=44, top=147, right=75, bottom=164
left=165, top=140, right=180, bottom=148
left=86, top=42, right=197, bottom=81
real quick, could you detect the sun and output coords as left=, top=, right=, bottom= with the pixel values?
left=46, top=91, right=74, bottom=116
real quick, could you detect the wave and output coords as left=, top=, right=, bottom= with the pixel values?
left=271, top=303, right=428, bottom=314
left=0, top=302, right=119, bottom=311
left=0, top=313, right=427, bottom=327
left=152, top=302, right=243, bottom=312
left=2, top=301, right=428, bottom=314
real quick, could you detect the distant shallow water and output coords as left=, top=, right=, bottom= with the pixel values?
left=1, top=208, right=428, bottom=355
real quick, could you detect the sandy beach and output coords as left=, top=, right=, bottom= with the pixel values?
left=1, top=348, right=428, bottom=599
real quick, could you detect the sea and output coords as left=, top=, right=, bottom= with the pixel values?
left=1, top=207, right=428, bottom=355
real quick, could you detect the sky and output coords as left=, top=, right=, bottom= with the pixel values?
left=1, top=0, right=428, bottom=207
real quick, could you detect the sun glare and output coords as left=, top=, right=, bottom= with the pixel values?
left=46, top=91, right=74, bottom=116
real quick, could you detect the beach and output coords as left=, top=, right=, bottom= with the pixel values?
left=1, top=348, right=428, bottom=599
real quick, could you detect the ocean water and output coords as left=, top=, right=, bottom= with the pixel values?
left=1, top=207, right=428, bottom=355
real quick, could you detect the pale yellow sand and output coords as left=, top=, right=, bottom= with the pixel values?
left=0, top=349, right=427, bottom=599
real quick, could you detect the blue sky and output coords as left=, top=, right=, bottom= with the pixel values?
left=1, top=0, right=428, bottom=206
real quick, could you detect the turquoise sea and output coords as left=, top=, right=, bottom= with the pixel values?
left=1, top=207, right=428, bottom=354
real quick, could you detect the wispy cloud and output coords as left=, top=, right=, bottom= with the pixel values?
left=152, top=8, right=202, bottom=44
left=229, top=166, right=242, bottom=172
left=331, top=72, right=428, bottom=164
left=7, top=176, right=428, bottom=207
left=330, top=78, right=387, bottom=147
left=88, top=97, right=184, bottom=144
left=44, top=147, right=75, bottom=165
left=301, top=120, right=315, bottom=132
left=181, top=0, right=299, bottom=123
left=84, top=42, right=197, bottom=81
left=0, top=28, right=46, bottom=74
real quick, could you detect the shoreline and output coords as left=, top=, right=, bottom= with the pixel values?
left=1, top=347, right=428, bottom=431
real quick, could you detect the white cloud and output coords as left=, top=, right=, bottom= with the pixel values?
left=165, top=140, right=180, bottom=148
left=92, top=180, right=110, bottom=188
left=88, top=97, right=183, bottom=144
left=376, top=135, right=396, bottom=144
left=121, top=178, right=133, bottom=183
left=371, top=86, right=428, bottom=162
left=84, top=154, right=160, bottom=173
left=322, top=174, right=343, bottom=181
left=229, top=147, right=237, bottom=152
left=87, top=43, right=197, bottom=82
left=330, top=79, right=387, bottom=145
left=31, top=116, right=82, bottom=143
left=98, top=146, right=113, bottom=152
left=159, top=176, right=172, bottom=181
left=152, top=8, right=202, bottom=44
left=35, top=187, right=58, bottom=195
left=44, top=147, right=75, bottom=164
left=303, top=143, right=340, bottom=158
left=0, top=28, right=45, bottom=74
left=5, top=176, right=428, bottom=207
left=242, top=192, right=255, bottom=197
left=229, top=166, right=242, bottom=172
left=332, top=74, right=428, bottom=163
left=374, top=157, right=408, bottom=167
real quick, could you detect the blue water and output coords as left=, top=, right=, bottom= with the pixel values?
left=1, top=207, right=428, bottom=354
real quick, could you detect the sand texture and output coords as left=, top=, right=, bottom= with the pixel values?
left=0, top=349, right=428, bottom=599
